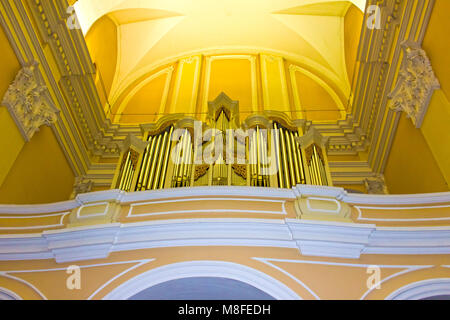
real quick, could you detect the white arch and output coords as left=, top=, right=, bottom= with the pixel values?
left=103, top=260, right=302, bottom=300
left=0, top=287, right=22, bottom=300
left=386, top=278, right=450, bottom=300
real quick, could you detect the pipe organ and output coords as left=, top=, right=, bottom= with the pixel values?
left=171, top=128, right=193, bottom=188
left=112, top=95, right=333, bottom=191
left=137, top=126, right=174, bottom=191
left=115, top=148, right=140, bottom=191
left=305, top=144, right=329, bottom=187
left=273, top=123, right=307, bottom=189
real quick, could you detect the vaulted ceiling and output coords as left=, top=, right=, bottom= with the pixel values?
left=74, top=0, right=366, bottom=120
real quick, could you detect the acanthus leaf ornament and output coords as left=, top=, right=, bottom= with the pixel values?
left=364, top=174, right=389, bottom=195
left=388, top=42, right=440, bottom=128
left=1, top=62, right=59, bottom=141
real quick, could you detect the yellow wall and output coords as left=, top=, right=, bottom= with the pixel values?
left=423, top=0, right=450, bottom=99
left=85, top=16, right=118, bottom=104
left=0, top=126, right=75, bottom=205
left=0, top=22, right=25, bottom=187
left=419, top=0, right=450, bottom=188
left=114, top=54, right=345, bottom=124
left=383, top=0, right=450, bottom=194
left=295, top=70, right=341, bottom=120
left=209, top=58, right=254, bottom=115
left=421, top=90, right=450, bottom=186
left=0, top=105, right=24, bottom=187
left=1, top=189, right=450, bottom=300
left=384, top=113, right=448, bottom=194
left=119, top=72, right=168, bottom=124
left=344, top=4, right=363, bottom=91
left=0, top=23, right=75, bottom=204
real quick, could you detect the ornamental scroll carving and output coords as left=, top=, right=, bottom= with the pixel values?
left=1, top=63, right=59, bottom=141
left=364, top=174, right=389, bottom=195
left=232, top=164, right=247, bottom=179
left=71, top=176, right=93, bottom=198
left=388, top=42, right=440, bottom=128
left=194, top=164, right=210, bottom=181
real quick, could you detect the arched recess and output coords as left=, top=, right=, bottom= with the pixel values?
left=0, top=287, right=22, bottom=300
left=386, top=279, right=450, bottom=300
left=103, top=261, right=301, bottom=300
left=85, top=15, right=118, bottom=108
left=128, top=277, right=276, bottom=300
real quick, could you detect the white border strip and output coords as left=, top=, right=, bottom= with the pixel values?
left=0, top=212, right=70, bottom=230
left=77, top=202, right=109, bottom=219
left=356, top=206, right=450, bottom=222
left=254, top=257, right=433, bottom=300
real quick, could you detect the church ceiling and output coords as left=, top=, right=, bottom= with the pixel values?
left=74, top=0, right=366, bottom=108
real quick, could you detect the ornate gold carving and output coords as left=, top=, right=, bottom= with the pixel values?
left=71, top=176, right=93, bottom=198
left=129, top=149, right=140, bottom=169
left=194, top=164, right=210, bottom=181
left=2, top=63, right=59, bottom=141
left=208, top=92, right=240, bottom=127
left=232, top=164, right=247, bottom=179
left=364, top=174, right=388, bottom=195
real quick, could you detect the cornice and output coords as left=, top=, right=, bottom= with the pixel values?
left=0, top=185, right=449, bottom=262
left=1, top=217, right=450, bottom=263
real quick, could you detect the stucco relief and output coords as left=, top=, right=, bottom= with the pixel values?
left=2, top=62, right=59, bottom=141
left=389, top=42, right=440, bottom=128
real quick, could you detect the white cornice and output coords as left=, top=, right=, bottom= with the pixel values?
left=1, top=186, right=450, bottom=214
left=1, top=216, right=450, bottom=262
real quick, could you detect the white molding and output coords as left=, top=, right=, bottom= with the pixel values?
left=1, top=217, right=450, bottom=262
left=355, top=205, right=450, bottom=222
left=306, top=197, right=341, bottom=214
left=0, top=272, right=47, bottom=300
left=0, top=287, right=22, bottom=300
left=286, top=219, right=375, bottom=259
left=255, top=257, right=433, bottom=300
left=344, top=191, right=450, bottom=205
left=121, top=186, right=296, bottom=203
left=0, top=259, right=155, bottom=300
left=253, top=258, right=320, bottom=299
left=76, top=202, right=110, bottom=219
left=1, top=186, right=447, bottom=216
left=115, top=218, right=292, bottom=243
left=364, top=227, right=450, bottom=255
left=103, top=260, right=301, bottom=300
left=43, top=224, right=121, bottom=263
left=87, top=259, right=154, bottom=300
left=0, top=212, right=69, bottom=230
left=385, top=278, right=450, bottom=300
left=294, top=185, right=346, bottom=199
left=127, top=197, right=287, bottom=217
left=0, top=185, right=449, bottom=262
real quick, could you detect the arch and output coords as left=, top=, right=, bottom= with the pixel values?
left=103, top=261, right=302, bottom=300
left=0, top=287, right=22, bottom=300
left=129, top=277, right=276, bottom=300
left=110, top=48, right=350, bottom=109
left=386, top=278, right=450, bottom=300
